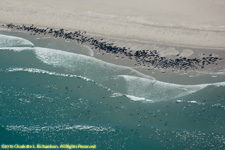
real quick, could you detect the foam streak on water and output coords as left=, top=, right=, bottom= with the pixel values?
left=34, top=47, right=155, bottom=80
left=0, top=47, right=34, bottom=52
left=5, top=124, right=115, bottom=133
left=5, top=67, right=112, bottom=92
left=118, top=75, right=225, bottom=102
left=6, top=68, right=92, bottom=82
left=0, top=34, right=34, bottom=47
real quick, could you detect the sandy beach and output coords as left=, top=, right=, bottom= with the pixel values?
left=1, top=0, right=225, bottom=73
left=1, top=0, right=225, bottom=48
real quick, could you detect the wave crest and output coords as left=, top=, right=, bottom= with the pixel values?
left=6, top=67, right=92, bottom=82
left=0, top=34, right=34, bottom=47
left=5, top=124, right=115, bottom=133
left=118, top=75, right=225, bottom=102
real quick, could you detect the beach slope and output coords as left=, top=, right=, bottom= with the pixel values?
left=1, top=0, right=225, bottom=48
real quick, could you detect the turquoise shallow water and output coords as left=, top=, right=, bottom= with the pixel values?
left=0, top=30, right=225, bottom=150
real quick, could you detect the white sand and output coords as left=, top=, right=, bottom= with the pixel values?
left=0, top=0, right=225, bottom=49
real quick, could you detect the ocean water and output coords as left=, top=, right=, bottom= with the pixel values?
left=0, top=30, right=225, bottom=150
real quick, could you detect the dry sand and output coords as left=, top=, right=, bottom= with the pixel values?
left=1, top=0, right=225, bottom=74
left=0, top=0, right=225, bottom=48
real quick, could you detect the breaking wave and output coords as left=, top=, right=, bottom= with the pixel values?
left=118, top=75, right=225, bottom=102
left=5, top=124, right=115, bottom=133
left=0, top=34, right=34, bottom=47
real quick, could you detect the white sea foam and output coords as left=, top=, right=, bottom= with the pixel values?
left=0, top=47, right=34, bottom=52
left=126, top=95, right=153, bottom=102
left=176, top=100, right=184, bottom=103
left=110, top=92, right=123, bottom=98
left=118, top=75, right=225, bottom=102
left=6, top=67, right=112, bottom=91
left=2, top=35, right=224, bottom=104
left=0, top=34, right=34, bottom=47
left=0, top=36, right=154, bottom=80
left=5, top=124, right=115, bottom=133
left=187, top=100, right=198, bottom=104
left=111, top=92, right=153, bottom=102
left=212, top=82, right=225, bottom=87
left=6, top=68, right=92, bottom=82
left=34, top=47, right=154, bottom=80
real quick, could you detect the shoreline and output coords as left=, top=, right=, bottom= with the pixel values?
left=1, top=23, right=225, bottom=76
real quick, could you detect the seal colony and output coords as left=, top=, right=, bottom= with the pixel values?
left=2, top=23, right=222, bottom=72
